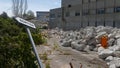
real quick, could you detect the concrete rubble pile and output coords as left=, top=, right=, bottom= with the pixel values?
left=49, top=26, right=120, bottom=68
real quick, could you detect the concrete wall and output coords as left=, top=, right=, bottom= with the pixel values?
left=62, top=0, right=82, bottom=7
left=36, top=11, right=49, bottom=23
left=49, top=8, right=62, bottom=28
left=49, top=0, right=120, bottom=30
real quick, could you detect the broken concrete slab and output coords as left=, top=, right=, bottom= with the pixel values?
left=109, top=64, right=116, bottom=68
left=49, top=26, right=120, bottom=68
left=108, top=38, right=115, bottom=46
left=109, top=45, right=120, bottom=52
left=113, top=51, right=120, bottom=58
left=98, top=47, right=105, bottom=53
left=105, top=56, right=113, bottom=62
left=98, top=49, right=114, bottom=59
left=95, top=32, right=107, bottom=39
left=117, top=38, right=120, bottom=46
left=109, top=57, right=120, bottom=68
left=71, top=41, right=87, bottom=51
left=61, top=39, right=72, bottom=47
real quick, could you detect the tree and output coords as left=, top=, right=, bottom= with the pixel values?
left=12, top=0, right=28, bottom=17
left=0, top=12, right=8, bottom=18
left=25, top=10, right=35, bottom=20
left=0, top=14, right=45, bottom=68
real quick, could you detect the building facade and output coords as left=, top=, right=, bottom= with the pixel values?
left=36, top=11, right=49, bottom=23
left=49, top=0, right=120, bottom=30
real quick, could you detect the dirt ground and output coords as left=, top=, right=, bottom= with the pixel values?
left=36, top=31, right=109, bottom=68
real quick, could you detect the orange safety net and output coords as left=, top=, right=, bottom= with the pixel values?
left=100, top=35, right=108, bottom=49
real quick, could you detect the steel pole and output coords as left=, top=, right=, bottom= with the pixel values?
left=26, top=27, right=43, bottom=68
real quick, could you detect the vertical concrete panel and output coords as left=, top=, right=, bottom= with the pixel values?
left=82, top=21, right=88, bottom=27
left=89, top=18, right=96, bottom=26
left=83, top=0, right=89, bottom=3
left=78, top=22, right=81, bottom=29
left=74, top=17, right=81, bottom=28
left=97, top=15, right=105, bottom=26
left=65, top=22, right=68, bottom=29
left=97, top=19, right=104, bottom=26
left=97, top=21, right=104, bottom=26
left=115, top=13, right=120, bottom=28
left=105, top=14, right=114, bottom=27
left=90, top=0, right=96, bottom=2
left=65, top=17, right=70, bottom=30
left=97, top=1, right=104, bottom=9
left=82, top=16, right=88, bottom=27
left=57, top=18, right=61, bottom=28
left=75, top=22, right=81, bottom=29
left=70, top=10, right=75, bottom=17
left=89, top=21, right=96, bottom=26
left=89, top=15, right=96, bottom=26
left=89, top=2, right=96, bottom=9
left=115, top=0, right=120, bottom=6
left=62, top=0, right=82, bottom=7
left=106, top=8, right=114, bottom=13
left=105, top=0, right=114, bottom=8
left=49, top=8, right=62, bottom=28
left=83, top=4, right=89, bottom=9
left=115, top=21, right=120, bottom=28
left=115, top=13, right=120, bottom=20
left=105, top=21, right=113, bottom=27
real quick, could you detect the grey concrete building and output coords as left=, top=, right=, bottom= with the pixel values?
left=49, top=8, right=62, bottom=28
left=36, top=11, right=49, bottom=23
left=49, top=0, right=120, bottom=30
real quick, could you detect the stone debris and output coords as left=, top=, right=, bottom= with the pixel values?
left=109, top=45, right=120, bottom=52
left=113, top=51, right=120, bottom=57
left=108, top=57, right=120, bottom=68
left=117, top=38, right=120, bottom=46
left=109, top=64, right=116, bottom=68
left=105, top=56, right=114, bottom=62
left=108, top=38, right=115, bottom=46
left=61, top=39, right=72, bottom=47
left=49, top=26, right=120, bottom=68
left=71, top=41, right=87, bottom=51
left=98, top=47, right=105, bottom=54
left=98, top=49, right=114, bottom=59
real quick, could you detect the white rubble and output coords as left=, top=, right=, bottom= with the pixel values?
left=115, top=34, right=120, bottom=39
left=109, top=45, right=120, bottom=51
left=109, top=64, right=116, bottom=68
left=117, top=38, right=120, bottom=46
left=61, top=39, right=72, bottom=47
left=108, top=38, right=115, bottom=46
left=105, top=56, right=114, bottom=62
left=98, top=47, right=105, bottom=53
left=71, top=41, right=87, bottom=51
left=108, top=57, right=120, bottom=68
left=50, top=26, right=120, bottom=68
left=113, top=51, right=120, bottom=57
left=95, top=31, right=107, bottom=39
left=98, top=49, right=114, bottom=59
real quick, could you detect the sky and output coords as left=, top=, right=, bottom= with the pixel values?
left=0, top=0, right=61, bottom=16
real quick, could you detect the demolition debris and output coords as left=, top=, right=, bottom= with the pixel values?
left=49, top=26, right=120, bottom=68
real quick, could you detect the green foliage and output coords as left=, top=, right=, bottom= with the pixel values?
left=46, top=62, right=50, bottom=68
left=0, top=15, right=45, bottom=68
left=24, top=10, right=35, bottom=20
left=33, top=33, right=46, bottom=45
left=40, top=52, right=48, bottom=61
left=53, top=43, right=59, bottom=50
left=0, top=12, right=8, bottom=18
